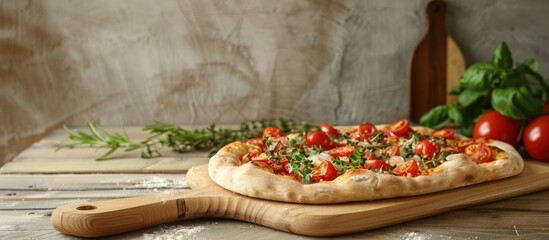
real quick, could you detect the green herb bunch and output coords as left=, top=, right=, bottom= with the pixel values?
left=420, top=41, right=549, bottom=136
left=60, top=119, right=317, bottom=161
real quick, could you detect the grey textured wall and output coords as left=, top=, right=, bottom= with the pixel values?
left=1, top=0, right=548, bottom=164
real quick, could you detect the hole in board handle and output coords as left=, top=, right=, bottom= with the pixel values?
left=77, top=205, right=97, bottom=211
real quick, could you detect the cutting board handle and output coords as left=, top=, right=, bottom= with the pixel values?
left=426, top=0, right=446, bottom=25
left=50, top=192, right=224, bottom=237
left=408, top=0, right=448, bottom=122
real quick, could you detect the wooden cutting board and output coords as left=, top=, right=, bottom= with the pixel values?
left=51, top=161, right=549, bottom=237
left=409, top=0, right=465, bottom=123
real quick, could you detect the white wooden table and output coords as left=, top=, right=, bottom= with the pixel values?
left=1, top=127, right=548, bottom=239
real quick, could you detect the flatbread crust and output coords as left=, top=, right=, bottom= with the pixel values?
left=208, top=126, right=524, bottom=204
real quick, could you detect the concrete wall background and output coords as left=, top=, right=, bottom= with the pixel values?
left=1, top=0, right=548, bottom=164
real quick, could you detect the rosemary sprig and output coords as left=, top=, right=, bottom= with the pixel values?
left=59, top=122, right=159, bottom=160
left=59, top=118, right=317, bottom=161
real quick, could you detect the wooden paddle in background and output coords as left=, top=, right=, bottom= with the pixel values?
left=51, top=161, right=549, bottom=237
left=409, top=0, right=465, bottom=123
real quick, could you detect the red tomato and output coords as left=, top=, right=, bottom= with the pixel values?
left=358, top=123, right=377, bottom=140
left=262, top=127, right=284, bottom=138
left=414, top=140, right=440, bottom=159
left=311, top=161, right=338, bottom=182
left=326, top=145, right=355, bottom=158
left=456, top=139, right=480, bottom=152
left=472, top=110, right=521, bottom=148
left=272, top=160, right=292, bottom=176
left=384, top=145, right=400, bottom=156
left=432, top=128, right=455, bottom=139
left=320, top=123, right=341, bottom=137
left=465, top=143, right=494, bottom=164
left=390, top=119, right=411, bottom=136
left=364, top=151, right=377, bottom=160
left=363, top=160, right=392, bottom=171
left=246, top=138, right=266, bottom=150
left=250, top=152, right=269, bottom=163
left=523, top=115, right=549, bottom=161
left=393, top=159, right=419, bottom=177
left=306, top=130, right=332, bottom=150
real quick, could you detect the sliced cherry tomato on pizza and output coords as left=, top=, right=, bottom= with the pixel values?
left=363, top=160, right=392, bottom=171
left=249, top=152, right=272, bottom=171
left=393, top=159, right=419, bottom=177
left=306, top=130, right=333, bottom=150
left=311, top=161, right=338, bottom=183
left=432, top=128, right=455, bottom=139
left=384, top=144, right=400, bottom=156
left=246, top=138, right=266, bottom=150
left=320, top=123, right=341, bottom=138
left=251, top=160, right=272, bottom=170
left=250, top=152, right=269, bottom=163
left=465, top=143, right=494, bottom=164
left=330, top=142, right=348, bottom=148
left=262, top=127, right=284, bottom=138
left=414, top=140, right=440, bottom=159
left=272, top=161, right=292, bottom=176
left=274, top=169, right=293, bottom=176
left=455, top=139, right=476, bottom=152
left=389, top=119, right=411, bottom=137
left=358, top=123, right=377, bottom=140
left=327, top=145, right=355, bottom=158
left=364, top=151, right=377, bottom=160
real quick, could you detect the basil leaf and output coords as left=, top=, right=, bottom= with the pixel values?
left=448, top=104, right=463, bottom=124
left=492, top=41, right=513, bottom=69
left=491, top=86, right=543, bottom=120
left=522, top=57, right=538, bottom=72
left=523, top=67, right=549, bottom=99
left=499, top=71, right=519, bottom=88
left=458, top=89, right=489, bottom=107
left=460, top=62, right=498, bottom=91
left=459, top=119, right=475, bottom=137
left=531, top=87, right=544, bottom=99
left=419, top=105, right=450, bottom=129
left=514, top=59, right=536, bottom=83
left=449, top=85, right=464, bottom=95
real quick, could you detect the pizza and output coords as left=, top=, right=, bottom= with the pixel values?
left=208, top=119, right=524, bottom=204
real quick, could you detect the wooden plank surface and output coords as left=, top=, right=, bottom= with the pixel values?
left=1, top=127, right=549, bottom=239
left=0, top=174, right=188, bottom=190
left=1, top=192, right=548, bottom=239
left=0, top=189, right=183, bottom=200
left=50, top=162, right=549, bottom=237
left=0, top=158, right=200, bottom=173
left=2, top=158, right=203, bottom=174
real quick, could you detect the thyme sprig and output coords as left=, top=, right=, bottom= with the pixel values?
left=60, top=118, right=317, bottom=161
left=285, top=149, right=314, bottom=183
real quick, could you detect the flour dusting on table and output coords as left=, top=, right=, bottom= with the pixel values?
left=402, top=232, right=454, bottom=240
left=135, top=176, right=186, bottom=188
left=101, top=176, right=186, bottom=189
left=143, top=225, right=205, bottom=240
left=403, top=232, right=427, bottom=240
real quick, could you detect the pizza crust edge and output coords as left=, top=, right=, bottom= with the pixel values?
left=207, top=127, right=524, bottom=204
